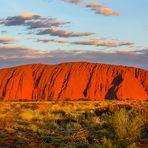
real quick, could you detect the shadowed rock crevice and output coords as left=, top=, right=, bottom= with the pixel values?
left=34, top=69, right=45, bottom=89
left=57, top=70, right=71, bottom=99
left=105, top=75, right=123, bottom=100
left=83, top=65, right=97, bottom=97
left=2, top=70, right=15, bottom=97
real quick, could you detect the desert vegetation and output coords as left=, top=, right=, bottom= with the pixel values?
left=0, top=100, right=147, bottom=148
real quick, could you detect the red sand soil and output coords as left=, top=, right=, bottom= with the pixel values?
left=0, top=62, right=147, bottom=101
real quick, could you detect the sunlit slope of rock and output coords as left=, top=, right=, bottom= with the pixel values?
left=0, top=62, right=147, bottom=101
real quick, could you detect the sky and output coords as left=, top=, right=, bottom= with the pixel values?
left=0, top=0, right=148, bottom=69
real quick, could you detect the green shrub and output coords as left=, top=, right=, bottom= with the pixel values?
left=112, top=109, right=144, bottom=143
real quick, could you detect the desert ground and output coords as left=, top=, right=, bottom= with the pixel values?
left=0, top=100, right=147, bottom=148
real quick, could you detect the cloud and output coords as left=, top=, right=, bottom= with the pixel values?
left=0, top=37, right=16, bottom=44
left=0, top=13, right=39, bottom=26
left=64, top=0, right=82, bottom=4
left=0, top=46, right=49, bottom=60
left=0, top=13, right=94, bottom=38
left=37, top=26, right=94, bottom=37
left=37, top=38, right=69, bottom=43
left=36, top=37, right=133, bottom=47
left=63, top=0, right=120, bottom=16
left=1, top=30, right=7, bottom=34
left=0, top=13, right=70, bottom=29
left=19, top=13, right=34, bottom=19
left=84, top=2, right=120, bottom=16
left=72, top=39, right=133, bottom=47
left=0, top=46, right=147, bottom=69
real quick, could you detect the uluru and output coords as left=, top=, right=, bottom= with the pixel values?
left=0, top=62, right=147, bottom=101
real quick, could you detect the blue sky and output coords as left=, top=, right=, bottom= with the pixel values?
left=0, top=0, right=148, bottom=69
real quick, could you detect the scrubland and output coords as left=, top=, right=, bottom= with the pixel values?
left=0, top=100, right=147, bottom=148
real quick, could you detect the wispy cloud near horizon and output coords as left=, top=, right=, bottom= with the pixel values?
left=0, top=45, right=147, bottom=69
left=72, top=39, right=133, bottom=47
left=37, top=26, right=94, bottom=37
left=0, top=37, right=16, bottom=44
left=35, top=37, right=134, bottom=47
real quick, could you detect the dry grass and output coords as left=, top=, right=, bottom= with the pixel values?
left=0, top=100, right=147, bottom=147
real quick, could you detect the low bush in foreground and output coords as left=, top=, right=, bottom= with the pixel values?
left=0, top=100, right=147, bottom=148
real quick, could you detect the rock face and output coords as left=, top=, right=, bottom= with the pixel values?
left=0, top=62, right=147, bottom=101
